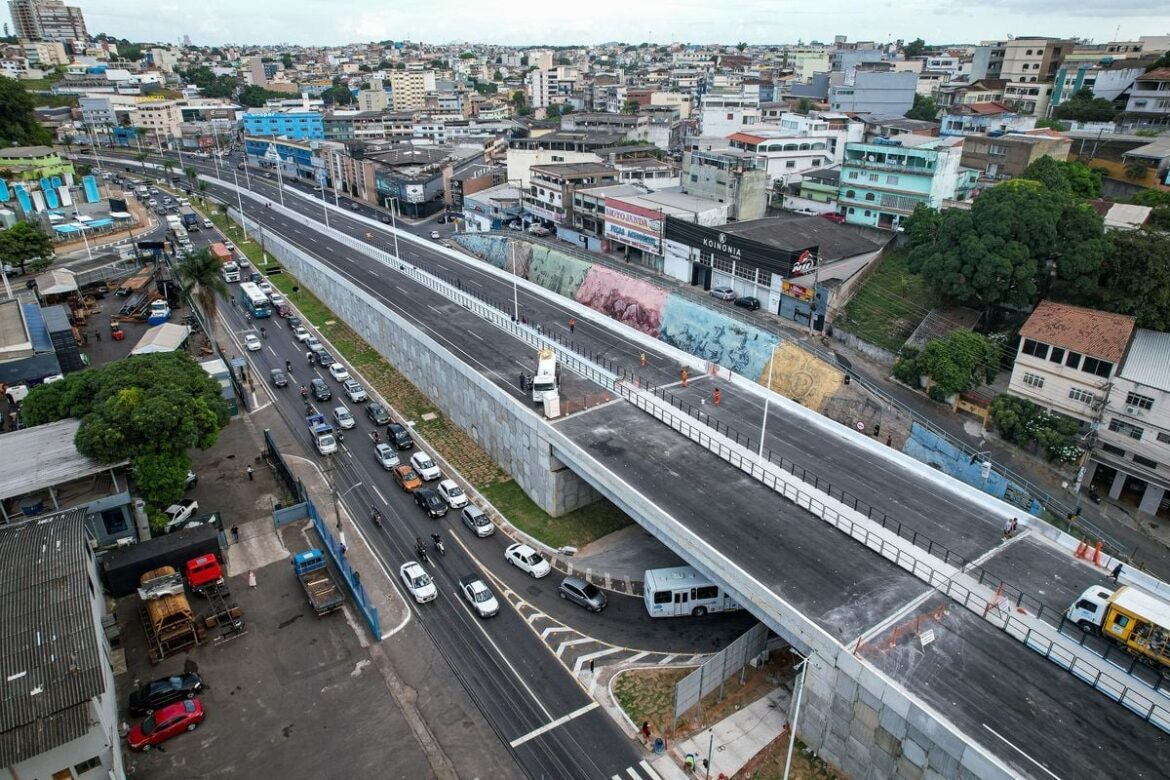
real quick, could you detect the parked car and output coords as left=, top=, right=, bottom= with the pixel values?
left=388, top=422, right=414, bottom=450
left=437, top=479, right=468, bottom=509
left=366, top=402, right=392, bottom=425
left=458, top=574, right=499, bottom=618
left=332, top=405, right=355, bottom=430
left=343, top=379, right=367, bottom=403
left=269, top=368, right=289, bottom=387
left=162, top=499, right=199, bottom=532
left=393, top=464, right=422, bottom=491
left=734, top=296, right=761, bottom=311
left=505, top=543, right=551, bottom=578
left=410, top=452, right=441, bottom=481
left=819, top=212, right=846, bottom=224
left=708, top=286, right=736, bottom=301
left=460, top=505, right=494, bottom=537
left=128, top=673, right=204, bottom=715
left=414, top=486, right=448, bottom=518
left=328, top=362, right=350, bottom=382
left=557, top=576, right=608, bottom=612
left=126, top=699, right=204, bottom=751
left=374, top=442, right=399, bottom=470
left=399, top=562, right=437, bottom=603
left=310, top=378, right=331, bottom=401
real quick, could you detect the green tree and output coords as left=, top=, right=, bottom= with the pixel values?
left=894, top=331, right=1000, bottom=398
left=904, top=93, right=939, bottom=122
left=0, top=221, right=54, bottom=274
left=511, top=90, right=526, bottom=110
left=21, top=352, right=230, bottom=516
left=177, top=248, right=229, bottom=332
left=0, top=76, right=53, bottom=146
left=323, top=85, right=354, bottom=105
left=736, top=42, right=747, bottom=53
left=1035, top=118, right=1069, bottom=131
left=621, top=99, right=640, bottom=114
left=557, top=56, right=571, bottom=65
left=1052, top=88, right=1117, bottom=123
left=796, top=97, right=815, bottom=114
left=904, top=180, right=1109, bottom=315
left=902, top=38, right=927, bottom=59
left=430, top=58, right=446, bottom=69
left=185, top=165, right=198, bottom=190
left=1095, top=231, right=1170, bottom=330
left=238, top=85, right=287, bottom=107
left=493, top=69, right=503, bottom=81
left=460, top=51, right=477, bottom=60
left=281, top=53, right=293, bottom=69
left=1020, top=156, right=1103, bottom=199
left=546, top=103, right=562, bottom=119
left=989, top=395, right=1081, bottom=463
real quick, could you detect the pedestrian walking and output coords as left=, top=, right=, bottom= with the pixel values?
left=246, top=465, right=254, bottom=481
left=640, top=352, right=646, bottom=367
left=306, top=350, right=314, bottom=364
left=1002, top=517, right=1013, bottom=540
left=681, top=367, right=688, bottom=387
left=1010, top=517, right=1018, bottom=536
left=641, top=721, right=652, bottom=742
left=568, top=317, right=576, bottom=333
left=231, top=525, right=240, bottom=543
left=713, top=387, right=721, bottom=406
left=589, top=659, right=595, bottom=674
left=885, top=435, right=893, bottom=447
left=1111, top=563, right=1123, bottom=583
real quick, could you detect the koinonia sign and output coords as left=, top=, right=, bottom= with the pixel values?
left=604, top=198, right=664, bottom=255
left=664, top=217, right=819, bottom=278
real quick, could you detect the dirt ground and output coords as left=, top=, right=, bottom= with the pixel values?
left=737, top=735, right=841, bottom=780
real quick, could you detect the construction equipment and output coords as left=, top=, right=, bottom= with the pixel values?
left=138, top=566, right=201, bottom=663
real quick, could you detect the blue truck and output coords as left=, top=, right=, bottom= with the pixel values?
left=291, top=549, right=345, bottom=616
left=180, top=206, right=199, bottom=230
left=305, top=412, right=338, bottom=455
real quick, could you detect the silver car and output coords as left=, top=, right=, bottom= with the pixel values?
left=460, top=505, right=494, bottom=537
left=558, top=576, right=608, bottom=612
left=374, top=442, right=399, bottom=470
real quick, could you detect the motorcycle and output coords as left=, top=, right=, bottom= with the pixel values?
left=431, top=534, right=446, bottom=557
left=415, top=545, right=430, bottom=565
left=371, top=509, right=383, bottom=529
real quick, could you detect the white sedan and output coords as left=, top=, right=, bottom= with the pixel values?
left=438, top=479, right=468, bottom=509
left=459, top=575, right=499, bottom=618
left=292, top=326, right=311, bottom=342
left=410, top=452, right=441, bottom=481
left=257, top=280, right=273, bottom=294
left=328, top=362, right=350, bottom=381
left=399, top=562, right=436, bottom=603
left=243, top=334, right=262, bottom=351
left=505, top=543, right=551, bottom=578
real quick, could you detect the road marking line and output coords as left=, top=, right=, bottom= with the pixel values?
left=625, top=651, right=650, bottom=666
left=982, top=724, right=1062, bottom=780
left=541, top=626, right=574, bottom=640
left=626, top=768, right=642, bottom=780
left=573, top=645, right=622, bottom=675
left=468, top=331, right=485, bottom=341
left=426, top=304, right=442, bottom=314
left=508, top=702, right=599, bottom=748
left=639, top=760, right=662, bottom=779
left=658, top=654, right=676, bottom=665
left=524, top=610, right=548, bottom=625
left=556, top=637, right=593, bottom=658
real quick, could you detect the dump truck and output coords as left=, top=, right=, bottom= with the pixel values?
left=1066, top=584, right=1170, bottom=670
left=291, top=549, right=345, bottom=616
left=138, top=566, right=200, bottom=663
left=306, top=412, right=338, bottom=455
left=531, top=347, right=559, bottom=404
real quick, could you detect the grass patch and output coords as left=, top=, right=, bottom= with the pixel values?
left=742, top=738, right=841, bottom=780
left=834, top=250, right=940, bottom=353
left=613, top=667, right=688, bottom=733
left=481, top=480, right=632, bottom=549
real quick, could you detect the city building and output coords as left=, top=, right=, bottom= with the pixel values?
left=960, top=130, right=1072, bottom=182
left=725, top=112, right=864, bottom=186
left=7, top=0, right=86, bottom=44
left=128, top=100, right=183, bottom=141
left=244, top=135, right=317, bottom=182
left=506, top=130, right=626, bottom=186
left=365, top=143, right=469, bottom=218
left=389, top=70, right=435, bottom=111
left=559, top=112, right=650, bottom=143
left=448, top=163, right=505, bottom=210
left=0, top=145, right=73, bottom=180
left=680, top=148, right=768, bottom=221
left=524, top=162, right=617, bottom=227
left=838, top=135, right=973, bottom=229
left=651, top=91, right=693, bottom=120
left=0, top=508, right=126, bottom=779
left=697, top=92, right=761, bottom=142
left=1122, top=68, right=1170, bottom=127
left=357, top=81, right=389, bottom=112
left=1003, top=82, right=1053, bottom=117
left=461, top=182, right=522, bottom=232
left=21, top=40, right=67, bottom=66
left=996, top=37, right=1075, bottom=83
left=935, top=79, right=1008, bottom=111
left=799, top=167, right=841, bottom=203
left=939, top=102, right=1036, bottom=137
left=243, top=107, right=325, bottom=141
left=827, top=70, right=917, bottom=115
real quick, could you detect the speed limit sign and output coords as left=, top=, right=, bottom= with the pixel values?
left=856, top=421, right=865, bottom=432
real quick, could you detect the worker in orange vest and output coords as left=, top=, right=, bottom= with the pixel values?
left=714, top=387, right=721, bottom=406
left=681, top=367, right=688, bottom=387
left=568, top=317, right=576, bottom=333
left=640, top=352, right=646, bottom=368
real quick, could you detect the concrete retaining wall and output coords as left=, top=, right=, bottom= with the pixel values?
left=239, top=212, right=600, bottom=517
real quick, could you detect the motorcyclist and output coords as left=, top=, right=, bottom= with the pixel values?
left=300, top=385, right=308, bottom=399
left=260, top=326, right=267, bottom=339
left=285, top=360, right=292, bottom=372
left=431, top=533, right=444, bottom=551
left=371, top=507, right=382, bottom=527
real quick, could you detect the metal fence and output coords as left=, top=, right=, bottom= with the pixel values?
left=673, top=623, right=769, bottom=730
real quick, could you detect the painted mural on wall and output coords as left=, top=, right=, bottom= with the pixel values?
left=575, top=266, right=667, bottom=337
left=529, top=245, right=591, bottom=299
left=659, top=296, right=780, bottom=378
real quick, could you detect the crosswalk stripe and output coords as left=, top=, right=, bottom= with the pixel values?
left=658, top=654, right=676, bottom=665
left=626, top=767, right=642, bottom=779
left=573, top=645, right=622, bottom=675
left=541, top=626, right=573, bottom=640
left=556, top=637, right=594, bottom=657
left=639, top=759, right=662, bottom=779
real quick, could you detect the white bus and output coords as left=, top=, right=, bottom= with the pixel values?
left=643, top=566, right=740, bottom=618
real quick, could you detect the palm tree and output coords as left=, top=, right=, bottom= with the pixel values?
left=185, top=166, right=197, bottom=188
left=177, top=248, right=229, bottom=331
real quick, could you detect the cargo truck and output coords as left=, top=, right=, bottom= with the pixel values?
left=221, top=261, right=240, bottom=283
left=180, top=206, right=199, bottom=230
left=291, top=549, right=345, bottom=616
left=1066, top=584, right=1170, bottom=670
left=531, top=347, right=559, bottom=404
left=165, top=214, right=182, bottom=232
left=305, top=412, right=338, bottom=455
left=209, top=242, right=233, bottom=265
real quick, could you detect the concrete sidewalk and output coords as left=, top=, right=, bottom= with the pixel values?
left=677, top=689, right=791, bottom=779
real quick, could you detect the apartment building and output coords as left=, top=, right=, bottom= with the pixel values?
left=838, top=135, right=971, bottom=229
left=524, top=162, right=617, bottom=226
left=651, top=91, right=693, bottom=120
left=21, top=40, right=67, bottom=66
left=972, top=37, right=1074, bottom=83
left=697, top=92, right=761, bottom=142
left=243, top=108, right=325, bottom=141
left=8, top=0, right=86, bottom=43
left=680, top=148, right=768, bottom=221
left=784, top=47, right=831, bottom=82
left=128, top=100, right=183, bottom=140
left=1123, top=68, right=1170, bottom=126
left=936, top=79, right=1008, bottom=111
left=389, top=70, right=435, bottom=111
left=960, top=130, right=1072, bottom=181
left=506, top=130, right=625, bottom=186
left=357, top=81, right=389, bottom=112
left=828, top=70, right=917, bottom=115
left=725, top=112, right=864, bottom=186
left=939, top=102, right=1036, bottom=137
left=559, top=112, right=650, bottom=143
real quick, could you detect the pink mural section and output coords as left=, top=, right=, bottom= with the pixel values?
left=574, top=266, right=668, bottom=337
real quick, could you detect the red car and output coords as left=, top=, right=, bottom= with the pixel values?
left=127, top=698, right=204, bottom=751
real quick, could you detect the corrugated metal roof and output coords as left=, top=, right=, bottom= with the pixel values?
left=1119, top=329, right=1170, bottom=392
left=0, top=509, right=105, bottom=766
left=0, top=419, right=129, bottom=502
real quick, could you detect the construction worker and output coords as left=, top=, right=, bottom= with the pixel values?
left=681, top=367, right=688, bottom=387
left=568, top=317, right=576, bottom=333
left=640, top=352, right=646, bottom=368
left=714, top=387, right=721, bottom=406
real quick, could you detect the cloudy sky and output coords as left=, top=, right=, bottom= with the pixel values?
left=33, top=0, right=1170, bottom=47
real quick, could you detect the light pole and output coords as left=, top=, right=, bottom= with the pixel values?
left=231, top=165, right=251, bottom=242
left=509, top=239, right=519, bottom=320
left=270, top=134, right=286, bottom=207
left=783, top=652, right=811, bottom=780
left=759, top=341, right=778, bottom=458
left=386, top=195, right=402, bottom=262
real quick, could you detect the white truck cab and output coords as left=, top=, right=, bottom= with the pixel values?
left=1066, top=586, right=1112, bottom=631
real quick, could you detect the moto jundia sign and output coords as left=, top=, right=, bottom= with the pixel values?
left=664, top=217, right=818, bottom=278
left=604, top=198, right=664, bottom=255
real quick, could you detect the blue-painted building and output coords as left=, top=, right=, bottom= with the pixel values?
left=243, top=135, right=318, bottom=182
left=242, top=109, right=324, bottom=141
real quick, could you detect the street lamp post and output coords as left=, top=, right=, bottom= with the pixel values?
left=386, top=196, right=402, bottom=262
left=270, top=134, right=286, bottom=207
left=759, top=342, right=778, bottom=458
left=231, top=166, right=251, bottom=242
left=782, top=652, right=811, bottom=780
left=509, top=239, right=519, bottom=320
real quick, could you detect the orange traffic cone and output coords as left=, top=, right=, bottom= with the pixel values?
left=1075, top=538, right=1088, bottom=558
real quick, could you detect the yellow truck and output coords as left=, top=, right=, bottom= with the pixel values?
left=1066, top=584, right=1170, bottom=669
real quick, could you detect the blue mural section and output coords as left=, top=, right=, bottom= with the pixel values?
left=903, top=423, right=1043, bottom=516
left=660, top=296, right=780, bottom=378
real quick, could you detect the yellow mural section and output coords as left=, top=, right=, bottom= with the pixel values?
left=756, top=341, right=844, bottom=412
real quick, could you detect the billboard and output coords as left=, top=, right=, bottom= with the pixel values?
left=604, top=198, right=663, bottom=255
